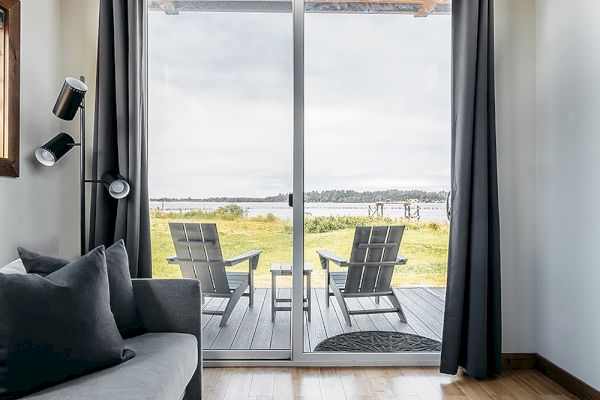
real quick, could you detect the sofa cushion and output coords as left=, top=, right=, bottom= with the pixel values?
left=0, top=247, right=134, bottom=400
left=0, top=259, right=26, bottom=275
left=18, top=241, right=145, bottom=338
left=22, top=333, right=198, bottom=400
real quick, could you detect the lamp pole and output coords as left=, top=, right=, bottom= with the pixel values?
left=79, top=75, right=86, bottom=256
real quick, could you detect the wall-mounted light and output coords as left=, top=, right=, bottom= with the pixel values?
left=34, top=76, right=130, bottom=255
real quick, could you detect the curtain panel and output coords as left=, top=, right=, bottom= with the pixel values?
left=89, top=0, right=151, bottom=278
left=441, top=0, right=502, bottom=379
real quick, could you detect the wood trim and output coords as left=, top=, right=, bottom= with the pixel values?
left=536, top=354, right=600, bottom=400
left=502, top=353, right=538, bottom=369
left=502, top=353, right=600, bottom=400
left=0, top=0, right=19, bottom=178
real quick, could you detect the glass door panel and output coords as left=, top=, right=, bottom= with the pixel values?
left=303, top=8, right=451, bottom=353
left=147, top=5, right=293, bottom=359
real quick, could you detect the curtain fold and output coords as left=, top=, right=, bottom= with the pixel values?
left=440, top=0, right=502, bottom=379
left=89, top=0, right=152, bottom=278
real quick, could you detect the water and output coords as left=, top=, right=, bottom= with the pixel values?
left=150, top=201, right=448, bottom=222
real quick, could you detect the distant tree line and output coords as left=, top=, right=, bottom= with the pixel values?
left=151, top=189, right=448, bottom=203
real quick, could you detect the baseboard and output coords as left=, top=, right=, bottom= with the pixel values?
left=535, top=355, right=600, bottom=400
left=503, top=353, right=600, bottom=400
left=502, top=353, right=538, bottom=369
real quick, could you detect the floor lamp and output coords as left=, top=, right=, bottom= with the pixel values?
left=35, top=76, right=130, bottom=255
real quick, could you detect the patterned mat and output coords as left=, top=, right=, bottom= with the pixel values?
left=314, top=331, right=441, bottom=352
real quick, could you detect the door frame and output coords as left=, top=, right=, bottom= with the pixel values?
left=146, top=0, right=444, bottom=366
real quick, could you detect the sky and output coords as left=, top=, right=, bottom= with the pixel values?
left=147, top=10, right=451, bottom=199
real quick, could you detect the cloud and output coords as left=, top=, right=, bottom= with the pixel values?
left=148, top=11, right=451, bottom=198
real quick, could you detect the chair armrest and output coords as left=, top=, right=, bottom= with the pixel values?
left=132, top=279, right=202, bottom=400
left=166, top=255, right=177, bottom=264
left=316, top=249, right=348, bottom=267
left=224, top=249, right=262, bottom=268
left=397, top=255, right=408, bottom=264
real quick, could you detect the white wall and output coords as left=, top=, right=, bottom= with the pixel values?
left=494, top=0, right=538, bottom=353
left=0, top=0, right=62, bottom=264
left=536, top=0, right=600, bottom=390
left=0, top=0, right=99, bottom=264
left=57, top=0, right=100, bottom=258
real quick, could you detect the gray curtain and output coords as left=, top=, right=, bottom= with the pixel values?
left=89, top=0, right=152, bottom=278
left=440, top=0, right=501, bottom=379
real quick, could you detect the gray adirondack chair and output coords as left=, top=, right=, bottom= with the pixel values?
left=167, top=222, right=262, bottom=327
left=317, top=225, right=408, bottom=326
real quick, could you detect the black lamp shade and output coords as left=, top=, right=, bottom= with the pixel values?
left=102, top=172, right=130, bottom=199
left=53, top=77, right=88, bottom=121
left=35, top=133, right=75, bottom=166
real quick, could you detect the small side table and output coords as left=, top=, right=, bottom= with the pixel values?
left=270, top=263, right=312, bottom=322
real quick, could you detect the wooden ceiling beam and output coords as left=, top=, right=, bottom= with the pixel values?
left=158, top=0, right=179, bottom=15
left=414, top=0, right=441, bottom=17
left=148, top=0, right=452, bottom=14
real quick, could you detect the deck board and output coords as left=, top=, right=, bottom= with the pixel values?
left=250, top=288, right=276, bottom=349
left=231, top=288, right=267, bottom=349
left=203, top=287, right=445, bottom=351
left=270, top=288, right=291, bottom=349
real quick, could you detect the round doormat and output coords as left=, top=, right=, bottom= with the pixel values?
left=314, top=331, right=441, bottom=352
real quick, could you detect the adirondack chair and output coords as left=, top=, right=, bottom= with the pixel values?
left=317, top=225, right=408, bottom=326
left=167, top=222, right=262, bottom=327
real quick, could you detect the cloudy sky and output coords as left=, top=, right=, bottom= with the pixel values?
left=148, top=10, right=451, bottom=198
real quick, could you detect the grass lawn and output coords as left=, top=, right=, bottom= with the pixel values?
left=150, top=210, right=449, bottom=288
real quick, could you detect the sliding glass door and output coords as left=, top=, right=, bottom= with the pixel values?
left=301, top=7, right=451, bottom=356
left=147, top=5, right=294, bottom=360
left=147, top=0, right=451, bottom=363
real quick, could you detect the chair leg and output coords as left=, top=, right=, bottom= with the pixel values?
left=388, top=290, right=407, bottom=323
left=375, top=296, right=380, bottom=305
left=219, top=279, right=249, bottom=327
left=331, top=281, right=351, bottom=326
left=249, top=265, right=254, bottom=308
left=271, top=273, right=276, bottom=322
left=325, top=272, right=330, bottom=307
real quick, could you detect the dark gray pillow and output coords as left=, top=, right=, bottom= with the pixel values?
left=16, top=247, right=69, bottom=276
left=17, top=241, right=145, bottom=338
left=0, top=247, right=135, bottom=400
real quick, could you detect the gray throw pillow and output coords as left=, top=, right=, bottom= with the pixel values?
left=17, top=241, right=145, bottom=338
left=0, top=247, right=135, bottom=400
left=16, top=248, right=68, bottom=276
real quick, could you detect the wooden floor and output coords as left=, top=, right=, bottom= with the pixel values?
left=202, top=287, right=445, bottom=351
left=204, top=367, right=577, bottom=399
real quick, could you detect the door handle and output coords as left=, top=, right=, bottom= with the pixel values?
left=288, top=193, right=293, bottom=207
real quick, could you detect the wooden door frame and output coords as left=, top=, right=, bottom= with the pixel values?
left=0, top=0, right=19, bottom=177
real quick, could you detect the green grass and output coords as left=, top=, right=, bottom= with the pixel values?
left=150, top=210, right=449, bottom=288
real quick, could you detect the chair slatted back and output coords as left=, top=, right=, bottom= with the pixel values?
left=169, top=222, right=230, bottom=295
left=346, top=225, right=405, bottom=294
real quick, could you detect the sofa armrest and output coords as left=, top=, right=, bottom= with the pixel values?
left=132, top=279, right=202, bottom=400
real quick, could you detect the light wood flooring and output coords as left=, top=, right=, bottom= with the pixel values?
left=203, top=367, right=577, bottom=400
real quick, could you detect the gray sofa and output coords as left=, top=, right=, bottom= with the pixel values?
left=23, top=279, right=202, bottom=400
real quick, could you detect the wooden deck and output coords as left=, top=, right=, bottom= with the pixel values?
left=202, top=287, right=445, bottom=351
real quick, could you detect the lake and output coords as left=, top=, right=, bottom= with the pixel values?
left=150, top=201, right=449, bottom=222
